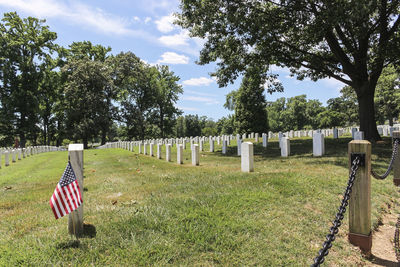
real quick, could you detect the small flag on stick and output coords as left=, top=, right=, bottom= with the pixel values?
left=50, top=162, right=82, bottom=219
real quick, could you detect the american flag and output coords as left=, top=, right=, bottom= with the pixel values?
left=49, top=162, right=82, bottom=219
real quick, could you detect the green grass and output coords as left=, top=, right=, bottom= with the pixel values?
left=0, top=137, right=399, bottom=266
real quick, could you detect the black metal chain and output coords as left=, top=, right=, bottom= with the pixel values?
left=371, top=139, right=399, bottom=180
left=395, top=213, right=400, bottom=263
left=311, top=156, right=361, bottom=267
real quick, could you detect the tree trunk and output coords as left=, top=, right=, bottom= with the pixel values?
left=83, top=136, right=88, bottom=149
left=356, top=84, right=381, bottom=142
left=160, top=109, right=164, bottom=139
left=101, top=130, right=106, bottom=145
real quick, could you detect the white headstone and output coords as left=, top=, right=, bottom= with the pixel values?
left=333, top=128, right=338, bottom=139
left=157, top=144, right=161, bottom=159
left=313, top=133, right=325, bottom=156
left=353, top=131, right=364, bottom=140
left=241, top=142, right=254, bottom=172
left=192, top=144, right=199, bottom=166
left=281, top=137, right=290, bottom=157
left=177, top=144, right=183, bottom=164
left=166, top=144, right=171, bottom=162
left=222, top=140, right=227, bottom=154
left=4, top=151, right=9, bottom=166
left=149, top=143, right=154, bottom=157
left=262, top=133, right=268, bottom=147
left=210, top=139, right=214, bottom=152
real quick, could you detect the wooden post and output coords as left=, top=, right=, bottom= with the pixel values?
left=348, top=140, right=371, bottom=254
left=68, top=144, right=84, bottom=236
left=394, top=131, right=400, bottom=186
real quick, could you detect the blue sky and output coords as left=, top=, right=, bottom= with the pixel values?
left=0, top=0, right=345, bottom=121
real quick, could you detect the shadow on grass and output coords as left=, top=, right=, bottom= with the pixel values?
left=81, top=223, right=96, bottom=238
left=56, top=240, right=81, bottom=249
left=56, top=223, right=96, bottom=249
left=368, top=254, right=399, bottom=267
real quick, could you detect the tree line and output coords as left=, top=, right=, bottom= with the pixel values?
left=0, top=12, right=182, bottom=148
left=221, top=63, right=399, bottom=134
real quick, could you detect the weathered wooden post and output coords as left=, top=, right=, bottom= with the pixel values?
left=393, top=131, right=400, bottom=186
left=348, top=140, right=371, bottom=254
left=68, top=144, right=84, bottom=236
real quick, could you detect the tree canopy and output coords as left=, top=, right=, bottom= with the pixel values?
left=177, top=0, right=400, bottom=141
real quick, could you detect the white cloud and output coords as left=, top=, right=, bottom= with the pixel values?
left=185, top=90, right=217, bottom=97
left=320, top=77, right=345, bottom=90
left=182, top=77, right=214, bottom=86
left=176, top=105, right=200, bottom=112
left=0, top=0, right=142, bottom=36
left=157, top=52, right=189, bottom=64
left=182, top=95, right=219, bottom=105
left=144, top=17, right=152, bottom=24
left=155, top=14, right=176, bottom=33
left=132, top=16, right=140, bottom=22
left=159, top=30, right=190, bottom=46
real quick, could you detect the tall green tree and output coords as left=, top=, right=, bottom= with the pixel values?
left=178, top=0, right=400, bottom=141
left=374, top=65, right=400, bottom=126
left=233, top=69, right=268, bottom=134
left=0, top=12, right=57, bottom=147
left=62, top=59, right=114, bottom=148
left=266, top=98, right=286, bottom=132
left=152, top=65, right=183, bottom=138
left=113, top=52, right=155, bottom=140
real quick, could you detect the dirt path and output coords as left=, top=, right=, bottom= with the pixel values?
left=366, top=212, right=399, bottom=266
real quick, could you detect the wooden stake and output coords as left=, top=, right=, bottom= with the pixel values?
left=348, top=140, right=371, bottom=254
left=68, top=144, right=84, bottom=237
left=393, top=131, right=400, bottom=186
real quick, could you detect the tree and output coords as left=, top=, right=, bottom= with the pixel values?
left=266, top=98, right=286, bottom=132
left=184, top=114, right=202, bottom=137
left=0, top=12, right=57, bottom=147
left=62, top=59, right=114, bottom=148
left=327, top=87, right=359, bottom=126
left=112, top=52, right=155, bottom=140
left=233, top=69, right=268, bottom=134
left=281, top=95, right=308, bottom=131
left=152, top=65, right=183, bottom=138
left=178, top=1, right=400, bottom=141
left=374, top=65, right=400, bottom=126
left=317, top=110, right=347, bottom=128
left=305, top=99, right=325, bottom=129
left=216, top=115, right=235, bottom=135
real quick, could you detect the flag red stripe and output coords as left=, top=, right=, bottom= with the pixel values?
left=74, top=181, right=82, bottom=205
left=61, top=186, right=74, bottom=212
left=51, top=194, right=61, bottom=219
left=49, top=197, right=60, bottom=219
left=58, top=185, right=71, bottom=214
left=75, top=181, right=82, bottom=203
left=67, top=183, right=78, bottom=209
left=55, top=186, right=68, bottom=216
left=52, top=189, right=65, bottom=218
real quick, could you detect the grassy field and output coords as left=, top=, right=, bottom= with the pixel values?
left=0, top=137, right=399, bottom=266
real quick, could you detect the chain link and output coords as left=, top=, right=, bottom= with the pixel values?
left=311, top=156, right=361, bottom=267
left=395, top=213, right=400, bottom=263
left=371, top=139, right=399, bottom=180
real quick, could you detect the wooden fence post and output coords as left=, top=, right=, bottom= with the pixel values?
left=393, top=131, right=400, bottom=186
left=68, top=144, right=84, bottom=236
left=348, top=140, right=371, bottom=254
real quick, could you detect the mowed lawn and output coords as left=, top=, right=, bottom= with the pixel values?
left=1, top=137, right=399, bottom=266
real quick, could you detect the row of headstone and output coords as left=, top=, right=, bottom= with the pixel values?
left=0, top=146, right=61, bottom=168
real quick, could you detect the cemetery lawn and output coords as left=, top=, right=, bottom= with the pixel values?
left=1, top=137, right=399, bottom=266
